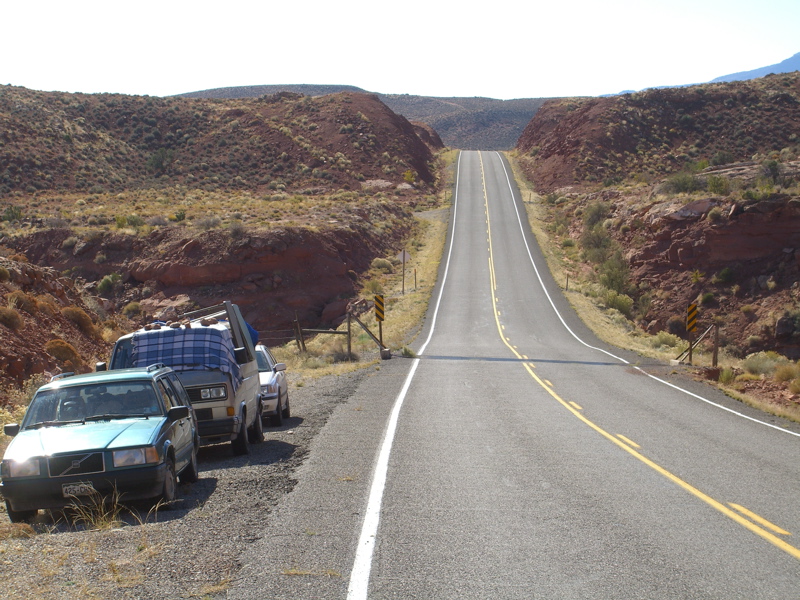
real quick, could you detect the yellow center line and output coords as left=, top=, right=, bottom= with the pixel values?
left=729, top=503, right=792, bottom=536
left=616, top=434, right=641, bottom=449
left=478, top=152, right=800, bottom=562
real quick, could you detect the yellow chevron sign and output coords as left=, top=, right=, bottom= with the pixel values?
left=374, top=295, right=385, bottom=322
left=687, top=303, right=698, bottom=332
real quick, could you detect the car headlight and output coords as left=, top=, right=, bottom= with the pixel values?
left=113, top=447, right=159, bottom=468
left=200, top=386, right=227, bottom=400
left=3, top=458, right=41, bottom=478
left=261, top=383, right=278, bottom=395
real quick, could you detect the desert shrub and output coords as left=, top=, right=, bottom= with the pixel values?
left=94, top=253, right=107, bottom=265
left=707, top=177, right=731, bottom=196
left=710, top=150, right=734, bottom=166
left=666, top=315, right=686, bottom=335
left=700, top=292, right=715, bottom=305
left=229, top=220, right=245, bottom=237
left=598, top=251, right=629, bottom=294
left=706, top=206, right=724, bottom=222
left=197, top=216, right=221, bottom=230
left=0, top=265, right=9, bottom=283
left=651, top=330, right=681, bottom=348
left=712, top=267, right=735, bottom=284
left=7, top=290, right=37, bottom=315
left=62, top=306, right=95, bottom=335
left=561, top=238, right=575, bottom=248
left=583, top=201, right=610, bottom=228
left=3, top=205, right=22, bottom=222
left=580, top=224, right=613, bottom=264
left=363, top=279, right=383, bottom=295
left=371, top=258, right=393, bottom=273
left=602, top=289, right=633, bottom=318
left=718, top=368, right=736, bottom=384
left=662, top=172, right=704, bottom=194
left=0, top=307, right=22, bottom=330
left=97, top=273, right=121, bottom=295
left=774, top=362, right=800, bottom=383
left=126, top=214, right=145, bottom=228
left=122, top=301, right=141, bottom=317
left=790, top=378, right=800, bottom=394
left=34, top=296, right=59, bottom=317
left=742, top=351, right=787, bottom=375
left=61, top=236, right=79, bottom=250
left=45, top=339, right=81, bottom=366
left=741, top=304, right=755, bottom=315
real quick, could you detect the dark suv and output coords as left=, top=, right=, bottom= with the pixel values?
left=1, top=364, right=199, bottom=522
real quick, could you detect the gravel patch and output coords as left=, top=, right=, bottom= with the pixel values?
left=0, top=367, right=370, bottom=599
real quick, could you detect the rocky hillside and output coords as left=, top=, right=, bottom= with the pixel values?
left=0, top=86, right=445, bottom=391
left=515, top=72, right=800, bottom=379
left=177, top=84, right=548, bottom=150
left=0, top=86, right=441, bottom=198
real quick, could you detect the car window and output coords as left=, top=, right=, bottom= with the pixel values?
left=156, top=379, right=177, bottom=410
left=256, top=347, right=275, bottom=371
left=166, top=372, right=191, bottom=406
left=22, top=381, right=163, bottom=427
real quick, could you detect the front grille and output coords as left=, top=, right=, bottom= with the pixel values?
left=48, top=452, right=105, bottom=477
left=194, top=407, right=214, bottom=421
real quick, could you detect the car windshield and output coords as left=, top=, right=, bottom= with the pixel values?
left=22, top=381, right=164, bottom=428
left=256, top=351, right=270, bottom=372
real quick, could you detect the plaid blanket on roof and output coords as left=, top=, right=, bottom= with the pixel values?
left=131, top=324, right=242, bottom=391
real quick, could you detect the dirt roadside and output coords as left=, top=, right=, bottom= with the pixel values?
left=0, top=365, right=372, bottom=599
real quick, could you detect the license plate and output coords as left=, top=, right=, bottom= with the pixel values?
left=62, top=482, right=96, bottom=498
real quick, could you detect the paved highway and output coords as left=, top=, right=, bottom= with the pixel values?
left=232, top=151, right=800, bottom=599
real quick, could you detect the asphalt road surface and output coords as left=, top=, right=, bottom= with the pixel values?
left=231, top=151, right=800, bottom=599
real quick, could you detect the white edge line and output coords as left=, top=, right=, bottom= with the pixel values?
left=347, top=151, right=464, bottom=599
left=493, top=151, right=800, bottom=439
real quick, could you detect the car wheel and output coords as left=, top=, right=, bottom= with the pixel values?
left=231, top=417, right=250, bottom=456
left=248, top=405, right=265, bottom=444
left=180, top=443, right=199, bottom=484
left=281, top=391, right=291, bottom=419
left=5, top=500, right=37, bottom=523
left=270, top=392, right=284, bottom=427
left=159, top=457, right=178, bottom=507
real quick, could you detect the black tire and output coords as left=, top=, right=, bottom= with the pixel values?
left=180, top=442, right=199, bottom=484
left=269, top=392, right=284, bottom=427
left=248, top=405, right=264, bottom=444
left=158, top=457, right=178, bottom=507
left=5, top=500, right=37, bottom=523
left=281, top=391, right=291, bottom=419
left=231, top=416, right=250, bottom=456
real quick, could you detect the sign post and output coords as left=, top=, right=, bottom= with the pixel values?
left=375, top=294, right=385, bottom=349
left=687, top=302, right=698, bottom=364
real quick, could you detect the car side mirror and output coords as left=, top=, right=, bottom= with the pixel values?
left=167, top=405, right=189, bottom=421
left=274, top=363, right=286, bottom=372
left=4, top=423, right=20, bottom=437
left=96, top=362, right=107, bottom=372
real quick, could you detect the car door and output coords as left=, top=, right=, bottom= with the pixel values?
left=156, top=377, right=192, bottom=470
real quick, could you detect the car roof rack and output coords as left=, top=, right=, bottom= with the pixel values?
left=50, top=372, right=76, bottom=382
left=146, top=363, right=168, bottom=372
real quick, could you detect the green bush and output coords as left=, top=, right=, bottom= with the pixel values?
left=707, top=176, right=731, bottom=196
left=0, top=265, right=9, bottom=282
left=598, top=251, right=629, bottom=294
left=580, top=224, right=613, bottom=264
left=583, top=201, right=610, bottom=228
left=662, top=172, right=704, bottom=194
left=371, top=258, right=393, bottom=273
left=2, top=205, right=22, bottom=222
left=602, top=289, right=633, bottom=318
left=712, top=267, right=735, bottom=284
left=710, top=150, right=734, bottom=166
left=700, top=292, right=715, bottom=305
left=651, top=330, right=681, bottom=348
left=742, top=351, right=787, bottom=375
left=122, top=301, right=141, bottom=317
left=718, top=368, right=735, bottom=384
left=97, top=273, right=121, bottom=295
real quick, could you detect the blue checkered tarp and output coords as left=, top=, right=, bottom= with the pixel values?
left=131, top=324, right=242, bottom=390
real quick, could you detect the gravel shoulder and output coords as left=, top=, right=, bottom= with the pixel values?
left=0, top=362, right=379, bottom=599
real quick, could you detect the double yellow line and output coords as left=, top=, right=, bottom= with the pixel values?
left=477, top=152, right=799, bottom=561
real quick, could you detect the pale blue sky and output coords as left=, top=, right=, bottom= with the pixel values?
left=3, top=0, right=799, bottom=99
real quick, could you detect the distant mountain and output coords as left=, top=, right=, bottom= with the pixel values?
left=176, top=84, right=368, bottom=99
left=177, top=85, right=550, bottom=150
left=712, top=52, right=800, bottom=83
